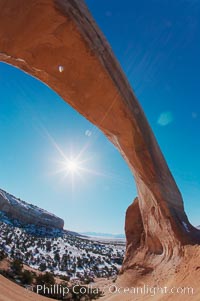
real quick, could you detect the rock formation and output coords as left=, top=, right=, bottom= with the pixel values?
left=0, top=189, right=64, bottom=229
left=0, top=0, right=199, bottom=292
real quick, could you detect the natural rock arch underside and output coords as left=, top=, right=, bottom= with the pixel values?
left=0, top=1, right=200, bottom=300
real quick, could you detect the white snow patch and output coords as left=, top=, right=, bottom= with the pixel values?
left=182, top=221, right=190, bottom=233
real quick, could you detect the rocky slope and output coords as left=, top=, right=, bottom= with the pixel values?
left=0, top=188, right=64, bottom=229
left=0, top=275, right=51, bottom=301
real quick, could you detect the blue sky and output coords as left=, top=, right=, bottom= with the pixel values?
left=0, top=0, right=200, bottom=233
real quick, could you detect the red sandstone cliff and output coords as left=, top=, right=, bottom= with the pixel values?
left=0, top=188, right=64, bottom=229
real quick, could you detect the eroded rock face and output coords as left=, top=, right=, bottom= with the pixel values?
left=0, top=189, right=64, bottom=229
left=0, top=0, right=199, bottom=278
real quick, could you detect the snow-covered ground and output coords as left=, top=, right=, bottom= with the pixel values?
left=0, top=216, right=125, bottom=282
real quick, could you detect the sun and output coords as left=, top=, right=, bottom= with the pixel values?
left=66, top=159, right=79, bottom=173
left=43, top=128, right=108, bottom=191
left=44, top=128, right=108, bottom=188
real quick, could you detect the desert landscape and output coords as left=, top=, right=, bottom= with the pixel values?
left=0, top=0, right=199, bottom=300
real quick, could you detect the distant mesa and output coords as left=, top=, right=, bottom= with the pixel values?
left=81, top=232, right=125, bottom=239
left=0, top=188, right=64, bottom=230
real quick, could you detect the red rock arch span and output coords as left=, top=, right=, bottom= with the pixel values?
left=0, top=0, right=199, bottom=277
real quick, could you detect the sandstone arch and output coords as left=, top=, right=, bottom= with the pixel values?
left=0, top=0, right=199, bottom=281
